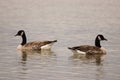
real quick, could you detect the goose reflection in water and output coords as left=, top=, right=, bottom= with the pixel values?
left=70, top=52, right=106, bottom=65
left=17, top=49, right=55, bottom=63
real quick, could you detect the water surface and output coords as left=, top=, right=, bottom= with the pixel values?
left=0, top=0, right=120, bottom=80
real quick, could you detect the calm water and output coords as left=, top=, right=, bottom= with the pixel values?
left=0, top=0, right=120, bottom=80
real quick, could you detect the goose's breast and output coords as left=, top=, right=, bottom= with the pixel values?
left=17, top=45, right=22, bottom=50
left=100, top=47, right=106, bottom=53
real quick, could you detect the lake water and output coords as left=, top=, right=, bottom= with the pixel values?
left=0, top=0, right=120, bottom=80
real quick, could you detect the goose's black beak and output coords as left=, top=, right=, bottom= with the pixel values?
left=14, top=34, right=18, bottom=36
left=104, top=38, right=107, bottom=41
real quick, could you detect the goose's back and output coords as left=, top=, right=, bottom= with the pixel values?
left=22, top=41, right=54, bottom=50
left=74, top=45, right=106, bottom=54
left=72, top=45, right=100, bottom=51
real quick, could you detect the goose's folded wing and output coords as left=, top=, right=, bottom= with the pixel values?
left=23, top=40, right=56, bottom=50
left=71, top=45, right=101, bottom=52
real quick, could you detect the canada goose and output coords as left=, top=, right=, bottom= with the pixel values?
left=15, top=30, right=57, bottom=50
left=68, top=34, right=107, bottom=55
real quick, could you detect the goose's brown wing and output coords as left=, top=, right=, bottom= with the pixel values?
left=23, top=40, right=57, bottom=50
left=69, top=45, right=101, bottom=52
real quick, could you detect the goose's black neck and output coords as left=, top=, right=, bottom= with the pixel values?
left=21, top=33, right=27, bottom=45
left=95, top=37, right=101, bottom=48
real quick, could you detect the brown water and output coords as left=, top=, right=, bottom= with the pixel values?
left=0, top=0, right=120, bottom=80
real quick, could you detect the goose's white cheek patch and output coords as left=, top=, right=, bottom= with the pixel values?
left=98, top=36, right=101, bottom=41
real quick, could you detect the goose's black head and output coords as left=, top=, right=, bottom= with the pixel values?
left=15, top=30, right=27, bottom=45
left=15, top=30, right=25, bottom=36
left=95, top=34, right=107, bottom=48
left=97, top=34, right=107, bottom=41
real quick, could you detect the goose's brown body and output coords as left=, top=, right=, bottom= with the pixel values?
left=15, top=30, right=57, bottom=50
left=68, top=34, right=107, bottom=55
left=17, top=40, right=57, bottom=50
left=68, top=45, right=106, bottom=55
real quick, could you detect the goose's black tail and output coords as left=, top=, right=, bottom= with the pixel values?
left=68, top=47, right=73, bottom=50
left=51, top=40, right=57, bottom=43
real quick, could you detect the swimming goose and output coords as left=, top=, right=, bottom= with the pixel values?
left=68, top=34, right=107, bottom=55
left=15, top=30, right=57, bottom=50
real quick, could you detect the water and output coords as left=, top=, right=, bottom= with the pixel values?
left=0, top=0, right=120, bottom=80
